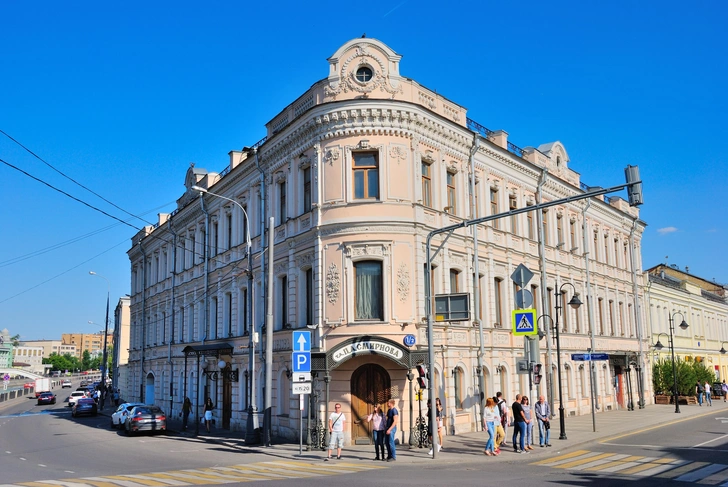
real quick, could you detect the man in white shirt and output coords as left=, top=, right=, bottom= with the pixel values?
left=326, top=403, right=346, bottom=460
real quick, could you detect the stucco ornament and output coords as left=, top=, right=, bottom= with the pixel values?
left=326, top=263, right=340, bottom=304
left=390, top=145, right=407, bottom=163
left=325, top=42, right=403, bottom=98
left=397, top=263, right=409, bottom=302
left=325, top=148, right=340, bottom=165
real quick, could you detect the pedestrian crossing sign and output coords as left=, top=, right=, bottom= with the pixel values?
left=512, top=309, right=537, bottom=336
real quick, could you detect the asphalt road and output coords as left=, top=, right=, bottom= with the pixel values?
left=1, top=391, right=727, bottom=487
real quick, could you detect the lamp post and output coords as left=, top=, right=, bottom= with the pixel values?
left=553, top=280, right=582, bottom=440
left=191, top=185, right=256, bottom=443
left=89, top=271, right=110, bottom=410
left=720, top=341, right=728, bottom=355
left=654, top=312, right=688, bottom=413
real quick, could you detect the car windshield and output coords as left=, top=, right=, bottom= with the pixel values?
left=78, top=399, right=94, bottom=404
left=134, top=407, right=162, bottom=415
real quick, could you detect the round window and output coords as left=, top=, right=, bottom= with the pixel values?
left=355, top=66, right=373, bottom=83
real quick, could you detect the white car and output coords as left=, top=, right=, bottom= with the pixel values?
left=111, top=403, right=144, bottom=429
left=68, top=391, right=87, bottom=407
left=61, top=379, right=72, bottom=388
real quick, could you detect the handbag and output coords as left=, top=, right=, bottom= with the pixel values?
left=544, top=421, right=551, bottom=430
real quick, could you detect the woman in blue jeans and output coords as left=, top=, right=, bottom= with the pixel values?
left=483, top=397, right=499, bottom=456
left=366, top=406, right=386, bottom=461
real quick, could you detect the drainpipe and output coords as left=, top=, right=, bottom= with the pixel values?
left=536, top=168, right=553, bottom=413
left=168, top=217, right=178, bottom=416
left=254, top=148, right=267, bottom=364
left=139, top=239, right=147, bottom=403
left=582, top=201, right=598, bottom=426
left=629, top=218, right=646, bottom=408
left=468, top=135, right=485, bottom=429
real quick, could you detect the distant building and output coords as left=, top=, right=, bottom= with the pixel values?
left=113, top=296, right=131, bottom=391
left=0, top=328, right=12, bottom=369
left=61, top=333, right=112, bottom=359
left=646, top=264, right=728, bottom=380
left=12, top=345, right=46, bottom=375
left=21, top=339, right=77, bottom=359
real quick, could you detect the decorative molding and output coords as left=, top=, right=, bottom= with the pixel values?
left=326, top=263, right=340, bottom=304
left=397, top=262, right=410, bottom=302
left=389, top=145, right=407, bottom=163
left=324, top=148, right=340, bottom=165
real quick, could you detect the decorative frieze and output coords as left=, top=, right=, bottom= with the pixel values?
left=326, top=263, right=340, bottom=304
left=397, top=263, right=410, bottom=302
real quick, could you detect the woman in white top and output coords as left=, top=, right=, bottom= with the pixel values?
left=483, top=397, right=500, bottom=456
left=366, top=406, right=386, bottom=460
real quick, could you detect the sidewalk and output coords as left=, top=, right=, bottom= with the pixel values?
left=100, top=400, right=728, bottom=464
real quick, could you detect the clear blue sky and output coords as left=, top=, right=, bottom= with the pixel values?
left=1, top=1, right=726, bottom=340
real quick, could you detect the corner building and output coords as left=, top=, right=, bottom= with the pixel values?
left=127, top=38, right=649, bottom=444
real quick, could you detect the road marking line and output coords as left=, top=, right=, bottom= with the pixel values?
left=694, top=434, right=728, bottom=448
left=530, top=449, right=592, bottom=465
left=206, top=467, right=287, bottom=481
left=142, top=474, right=208, bottom=485
left=567, top=458, right=622, bottom=471
left=556, top=453, right=615, bottom=469
left=102, top=477, right=166, bottom=487
left=599, top=409, right=728, bottom=444
left=101, top=477, right=163, bottom=487
left=619, top=462, right=667, bottom=475
left=701, top=466, right=728, bottom=485
left=597, top=461, right=642, bottom=473
left=83, top=479, right=134, bottom=487
left=656, top=461, right=710, bottom=478
left=17, top=482, right=60, bottom=487
left=627, top=461, right=689, bottom=477
left=122, top=477, right=186, bottom=486
left=675, top=464, right=728, bottom=482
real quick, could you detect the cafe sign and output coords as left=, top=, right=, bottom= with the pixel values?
left=332, top=340, right=404, bottom=363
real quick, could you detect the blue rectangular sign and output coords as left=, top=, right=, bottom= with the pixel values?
left=292, top=351, right=311, bottom=373
left=292, top=331, right=311, bottom=352
left=571, top=353, right=589, bottom=361
left=571, top=353, right=609, bottom=361
left=590, top=353, right=609, bottom=361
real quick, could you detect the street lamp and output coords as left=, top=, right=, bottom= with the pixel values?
left=719, top=342, right=728, bottom=354
left=654, top=311, right=688, bottom=413
left=191, top=185, right=257, bottom=443
left=553, top=281, right=582, bottom=440
left=89, top=271, right=110, bottom=410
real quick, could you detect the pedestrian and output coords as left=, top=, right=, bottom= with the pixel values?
left=325, top=403, right=346, bottom=461
left=696, top=381, right=704, bottom=406
left=722, top=380, right=727, bottom=403
left=705, top=381, right=713, bottom=406
left=203, top=397, right=214, bottom=433
left=511, top=394, right=528, bottom=453
left=521, top=396, right=534, bottom=451
left=385, top=398, right=399, bottom=462
left=495, top=392, right=509, bottom=447
left=113, top=389, right=120, bottom=406
left=427, top=398, right=443, bottom=455
left=436, top=397, right=444, bottom=450
left=182, top=397, right=192, bottom=430
left=366, top=406, right=385, bottom=461
left=483, top=397, right=499, bottom=456
left=535, top=395, right=552, bottom=447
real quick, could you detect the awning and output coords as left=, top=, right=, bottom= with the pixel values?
left=182, top=343, right=234, bottom=358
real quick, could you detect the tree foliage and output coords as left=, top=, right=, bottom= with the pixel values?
left=652, top=358, right=716, bottom=396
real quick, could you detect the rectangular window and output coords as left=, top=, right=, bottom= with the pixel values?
left=509, top=196, right=518, bottom=234
left=593, top=232, right=599, bottom=261
left=421, top=161, right=432, bottom=207
left=242, top=206, right=248, bottom=246
left=306, top=268, right=314, bottom=326
left=241, top=288, right=249, bottom=335
left=212, top=222, right=219, bottom=256
left=494, top=278, right=503, bottom=327
left=598, top=298, right=605, bottom=335
left=618, top=302, right=624, bottom=336
left=561, top=293, right=569, bottom=332
left=628, top=303, right=634, bottom=337
left=604, top=235, right=609, bottom=265
left=446, top=171, right=456, bottom=213
left=542, top=210, right=549, bottom=246
left=570, top=219, right=577, bottom=250
left=280, top=276, right=288, bottom=329
left=526, top=204, right=535, bottom=240
left=226, top=213, right=233, bottom=250
left=609, top=300, right=615, bottom=335
left=449, top=269, right=459, bottom=293
left=490, top=188, right=499, bottom=229
left=355, top=261, right=383, bottom=320
left=353, top=152, right=379, bottom=199
left=473, top=178, right=480, bottom=218
left=210, top=297, right=218, bottom=340
left=453, top=367, right=463, bottom=409
left=624, top=242, right=630, bottom=271
left=224, top=293, right=232, bottom=337
left=614, top=239, right=619, bottom=267
left=557, top=215, right=564, bottom=246
left=279, top=181, right=287, bottom=223
left=303, top=166, right=312, bottom=213
left=574, top=293, right=581, bottom=333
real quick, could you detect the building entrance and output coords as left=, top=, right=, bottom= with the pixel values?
left=350, top=363, right=391, bottom=445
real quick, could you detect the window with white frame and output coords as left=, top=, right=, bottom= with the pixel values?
left=490, top=187, right=499, bottom=229
left=446, top=171, right=456, bottom=213
left=279, top=180, right=287, bottom=223
left=303, top=166, right=312, bottom=213
left=509, top=196, right=518, bottom=234
left=493, top=278, right=504, bottom=328
left=354, top=260, right=383, bottom=321
left=421, top=161, right=432, bottom=207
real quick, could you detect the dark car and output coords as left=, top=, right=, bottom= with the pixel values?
left=124, top=405, right=166, bottom=436
left=79, top=380, right=88, bottom=387
left=37, top=392, right=56, bottom=405
left=72, top=398, right=98, bottom=417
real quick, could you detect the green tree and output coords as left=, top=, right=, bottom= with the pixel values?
left=652, top=357, right=700, bottom=396
left=692, top=361, right=715, bottom=387
left=81, top=350, right=92, bottom=371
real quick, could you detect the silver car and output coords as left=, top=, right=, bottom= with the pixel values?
left=124, top=405, right=166, bottom=436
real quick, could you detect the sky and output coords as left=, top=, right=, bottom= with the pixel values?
left=1, top=1, right=726, bottom=341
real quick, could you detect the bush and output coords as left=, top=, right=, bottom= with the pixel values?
left=652, top=357, right=705, bottom=396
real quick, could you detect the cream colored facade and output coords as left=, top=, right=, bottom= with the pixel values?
left=12, top=346, right=46, bottom=374
left=646, top=264, right=728, bottom=382
left=114, top=296, right=131, bottom=391
left=126, top=38, right=649, bottom=442
left=21, top=340, right=77, bottom=359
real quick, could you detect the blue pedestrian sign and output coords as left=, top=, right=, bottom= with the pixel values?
left=512, top=309, right=537, bottom=336
left=292, top=330, right=312, bottom=374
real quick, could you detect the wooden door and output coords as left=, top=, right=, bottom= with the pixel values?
left=614, top=365, right=625, bottom=409
left=222, top=366, right=232, bottom=429
left=350, top=364, right=390, bottom=445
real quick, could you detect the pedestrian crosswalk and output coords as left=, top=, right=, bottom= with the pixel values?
left=533, top=450, right=728, bottom=485
left=0, top=460, right=386, bottom=487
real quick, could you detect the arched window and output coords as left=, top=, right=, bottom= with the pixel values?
left=453, top=367, right=464, bottom=410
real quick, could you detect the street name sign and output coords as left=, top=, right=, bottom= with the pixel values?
left=571, top=353, right=609, bottom=361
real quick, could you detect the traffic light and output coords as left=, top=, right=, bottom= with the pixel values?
left=416, top=364, right=428, bottom=389
left=624, top=165, right=643, bottom=207
left=532, top=363, right=543, bottom=385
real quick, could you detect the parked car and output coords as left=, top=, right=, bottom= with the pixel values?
left=61, top=379, right=72, bottom=388
left=37, top=392, right=56, bottom=405
left=68, top=391, right=87, bottom=407
left=111, top=402, right=144, bottom=429
left=124, top=405, right=166, bottom=436
left=79, top=380, right=88, bottom=387
left=72, top=398, right=98, bottom=417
